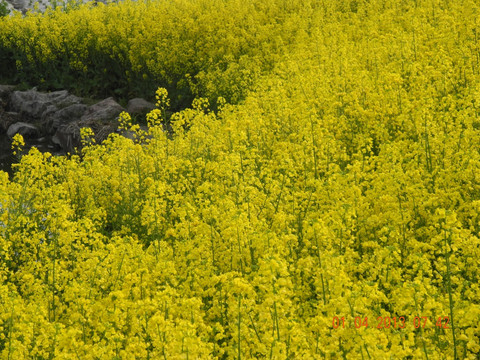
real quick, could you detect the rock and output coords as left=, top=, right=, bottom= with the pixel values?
left=7, top=0, right=27, bottom=12
left=0, top=85, right=15, bottom=102
left=22, top=95, right=124, bottom=153
left=0, top=112, right=21, bottom=133
left=52, top=123, right=81, bottom=153
left=127, top=98, right=155, bottom=115
left=17, top=98, right=47, bottom=119
left=43, top=103, right=88, bottom=134
left=7, top=122, right=39, bottom=139
left=41, top=105, right=58, bottom=124
left=52, top=121, right=117, bottom=153
left=94, top=123, right=117, bottom=144
left=80, top=97, right=124, bottom=123
left=10, top=89, right=81, bottom=120
left=47, top=90, right=81, bottom=107
left=4, top=0, right=96, bottom=14
left=0, top=87, right=134, bottom=168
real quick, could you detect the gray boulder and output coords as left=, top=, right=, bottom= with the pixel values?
left=7, top=122, right=39, bottom=139
left=51, top=97, right=125, bottom=153
left=52, top=122, right=117, bottom=153
left=0, top=112, right=21, bottom=133
left=52, top=123, right=81, bottom=153
left=41, top=105, right=58, bottom=125
left=10, top=89, right=81, bottom=120
left=43, top=103, right=88, bottom=134
left=7, top=0, right=26, bottom=11
left=80, top=97, right=124, bottom=123
left=127, top=98, right=155, bottom=115
left=4, top=0, right=96, bottom=14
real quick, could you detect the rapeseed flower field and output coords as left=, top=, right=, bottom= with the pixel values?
left=1, top=0, right=480, bottom=358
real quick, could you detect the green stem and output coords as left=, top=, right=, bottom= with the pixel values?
left=314, top=228, right=327, bottom=305
left=7, top=297, right=14, bottom=360
left=273, top=300, right=280, bottom=341
left=237, top=296, right=242, bottom=360
left=413, top=290, right=429, bottom=360
left=51, top=232, right=57, bottom=323
left=444, top=229, right=458, bottom=359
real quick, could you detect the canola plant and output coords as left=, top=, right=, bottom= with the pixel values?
left=0, top=0, right=480, bottom=358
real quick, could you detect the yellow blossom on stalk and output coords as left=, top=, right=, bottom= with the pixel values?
left=80, top=127, right=95, bottom=147
left=192, top=97, right=209, bottom=112
left=11, top=133, right=24, bottom=155
left=155, top=87, right=170, bottom=110
left=146, top=108, right=162, bottom=128
left=118, top=111, right=132, bottom=131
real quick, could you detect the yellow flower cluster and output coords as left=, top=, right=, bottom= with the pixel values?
left=1, top=0, right=480, bottom=359
left=10, top=133, right=24, bottom=156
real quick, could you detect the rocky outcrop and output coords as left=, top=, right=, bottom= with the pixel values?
left=0, top=111, right=20, bottom=134
left=43, top=103, right=88, bottom=134
left=0, top=86, right=154, bottom=163
left=80, top=97, right=124, bottom=123
left=127, top=98, right=156, bottom=116
left=10, top=89, right=82, bottom=120
left=52, top=120, right=118, bottom=154
left=47, top=96, right=126, bottom=153
left=3, top=0, right=106, bottom=15
left=51, top=123, right=81, bottom=153
left=7, top=122, right=39, bottom=139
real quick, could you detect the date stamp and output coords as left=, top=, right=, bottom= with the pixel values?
left=332, top=316, right=450, bottom=330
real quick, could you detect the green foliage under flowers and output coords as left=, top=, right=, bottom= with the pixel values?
left=0, top=0, right=10, bottom=17
left=1, top=0, right=480, bottom=359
